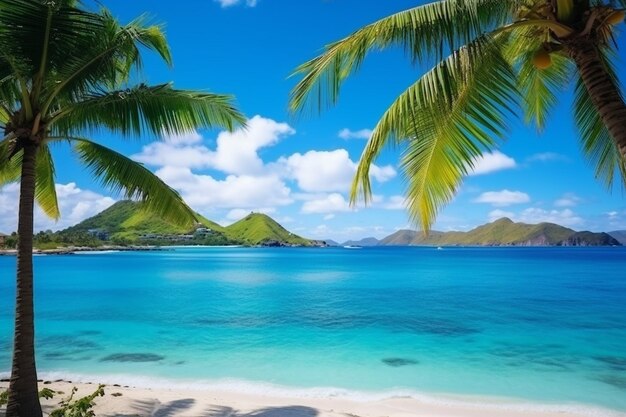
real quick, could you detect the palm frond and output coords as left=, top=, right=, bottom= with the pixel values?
left=0, top=136, right=21, bottom=186
left=71, top=137, right=197, bottom=226
left=351, top=37, right=518, bottom=231
left=517, top=51, right=572, bottom=130
left=0, top=0, right=102, bottom=83
left=42, top=10, right=172, bottom=112
left=573, top=49, right=626, bottom=189
left=35, top=145, right=60, bottom=220
left=289, top=0, right=512, bottom=114
left=51, top=83, right=246, bottom=138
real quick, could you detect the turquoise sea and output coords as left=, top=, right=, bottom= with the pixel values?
left=1, top=247, right=626, bottom=413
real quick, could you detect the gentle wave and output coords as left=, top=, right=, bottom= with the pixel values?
left=72, top=250, right=122, bottom=255
left=2, top=371, right=623, bottom=417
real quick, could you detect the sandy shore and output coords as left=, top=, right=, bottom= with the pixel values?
left=1, top=379, right=623, bottom=417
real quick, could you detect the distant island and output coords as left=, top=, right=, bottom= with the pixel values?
left=332, top=217, right=623, bottom=247
left=0, top=203, right=623, bottom=251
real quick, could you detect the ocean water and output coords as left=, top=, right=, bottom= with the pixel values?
left=1, top=247, right=626, bottom=413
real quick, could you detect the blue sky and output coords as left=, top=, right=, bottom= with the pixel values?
left=1, top=0, right=625, bottom=240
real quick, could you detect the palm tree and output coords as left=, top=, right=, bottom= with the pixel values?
left=290, top=0, right=626, bottom=231
left=0, top=1, right=245, bottom=415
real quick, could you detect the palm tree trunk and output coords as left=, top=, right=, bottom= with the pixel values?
left=569, top=38, right=626, bottom=159
left=6, top=143, right=43, bottom=417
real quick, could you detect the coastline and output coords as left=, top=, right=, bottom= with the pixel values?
left=0, top=245, right=166, bottom=256
left=1, top=376, right=624, bottom=417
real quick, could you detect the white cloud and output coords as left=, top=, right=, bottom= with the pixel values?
left=517, top=208, right=584, bottom=227
left=210, top=116, right=294, bottom=175
left=163, top=131, right=203, bottom=145
left=604, top=210, right=626, bottom=230
left=338, top=128, right=372, bottom=140
left=527, top=152, right=568, bottom=163
left=488, top=209, right=515, bottom=222
left=135, top=115, right=294, bottom=176
left=554, top=193, right=582, bottom=208
left=156, top=166, right=292, bottom=211
left=214, top=0, right=257, bottom=8
left=474, top=190, right=531, bottom=207
left=301, top=193, right=353, bottom=214
left=279, top=149, right=395, bottom=193
left=469, top=151, right=516, bottom=176
left=308, top=223, right=390, bottom=241
left=0, top=183, right=115, bottom=233
left=225, top=207, right=275, bottom=222
left=383, top=195, right=406, bottom=210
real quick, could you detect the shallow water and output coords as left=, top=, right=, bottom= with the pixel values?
left=1, top=247, right=625, bottom=411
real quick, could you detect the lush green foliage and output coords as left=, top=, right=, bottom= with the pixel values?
left=49, top=385, right=104, bottom=417
left=290, top=0, right=626, bottom=231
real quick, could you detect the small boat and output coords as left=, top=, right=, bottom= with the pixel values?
left=343, top=245, right=363, bottom=249
left=437, top=246, right=443, bottom=250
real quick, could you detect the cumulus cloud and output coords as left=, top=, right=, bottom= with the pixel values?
left=338, top=128, right=372, bottom=140
left=474, top=190, right=531, bottom=207
left=554, top=193, right=582, bottom=208
left=383, top=195, right=406, bottom=210
left=487, top=207, right=584, bottom=228
left=279, top=149, right=395, bottom=193
left=163, top=131, right=203, bottom=145
left=0, top=183, right=115, bottom=233
left=301, top=193, right=353, bottom=214
left=214, top=0, right=257, bottom=8
left=527, top=152, right=569, bottom=163
left=156, top=166, right=292, bottom=211
left=133, top=116, right=399, bottom=220
left=469, top=151, right=516, bottom=176
left=517, top=208, right=584, bottom=227
left=225, top=207, right=275, bottom=222
left=488, top=209, right=515, bottom=222
left=135, top=115, right=294, bottom=175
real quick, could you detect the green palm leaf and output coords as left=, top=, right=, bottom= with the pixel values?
left=0, top=0, right=102, bottom=83
left=0, top=136, right=21, bottom=186
left=515, top=49, right=573, bottom=130
left=42, top=11, right=172, bottom=114
left=0, top=143, right=60, bottom=220
left=71, top=138, right=197, bottom=226
left=51, top=83, right=245, bottom=138
left=289, top=0, right=512, bottom=114
left=35, top=145, right=60, bottom=220
left=352, top=37, right=518, bottom=230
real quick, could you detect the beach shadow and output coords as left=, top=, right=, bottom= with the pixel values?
left=110, top=398, right=196, bottom=417
left=205, top=405, right=319, bottom=417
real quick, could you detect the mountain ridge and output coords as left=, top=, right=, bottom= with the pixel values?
left=378, top=218, right=620, bottom=247
left=60, top=201, right=316, bottom=247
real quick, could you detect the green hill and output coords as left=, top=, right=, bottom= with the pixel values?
left=224, top=212, right=312, bottom=246
left=63, top=201, right=225, bottom=240
left=378, top=218, right=621, bottom=247
left=59, top=201, right=314, bottom=247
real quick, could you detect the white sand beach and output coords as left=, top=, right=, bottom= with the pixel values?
left=1, top=379, right=624, bottom=417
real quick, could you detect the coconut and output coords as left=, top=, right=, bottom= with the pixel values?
left=607, top=10, right=625, bottom=25
left=533, top=50, right=552, bottom=70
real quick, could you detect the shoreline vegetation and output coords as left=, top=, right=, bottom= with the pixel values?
left=1, top=379, right=623, bottom=417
